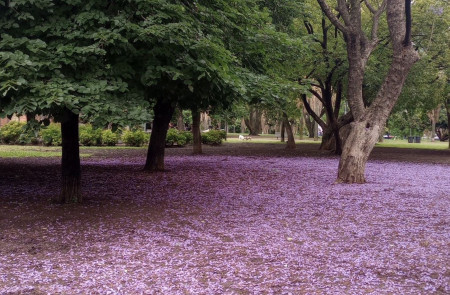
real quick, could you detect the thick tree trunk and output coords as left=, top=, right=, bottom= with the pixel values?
left=283, top=113, right=296, bottom=149
left=320, top=127, right=335, bottom=151
left=280, top=121, right=285, bottom=142
left=337, top=121, right=381, bottom=183
left=144, top=98, right=175, bottom=171
left=192, top=109, right=202, bottom=154
left=244, top=107, right=262, bottom=136
left=304, top=112, right=315, bottom=138
left=56, top=108, right=81, bottom=203
left=299, top=112, right=304, bottom=140
left=320, top=123, right=347, bottom=155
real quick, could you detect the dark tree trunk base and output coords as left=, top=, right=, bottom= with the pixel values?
left=192, top=109, right=202, bottom=155
left=56, top=108, right=81, bottom=203
left=56, top=176, right=81, bottom=203
left=144, top=98, right=175, bottom=172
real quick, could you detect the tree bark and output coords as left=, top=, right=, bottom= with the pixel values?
left=283, top=113, right=296, bottom=149
left=280, top=121, right=285, bottom=142
left=56, top=108, right=81, bottom=203
left=447, top=99, right=450, bottom=149
left=299, top=109, right=304, bottom=140
left=320, top=127, right=335, bottom=151
left=314, top=121, right=319, bottom=141
left=337, top=121, right=381, bottom=183
left=244, top=106, right=262, bottom=135
left=191, top=109, right=202, bottom=154
left=144, top=98, right=175, bottom=171
left=177, top=107, right=184, bottom=131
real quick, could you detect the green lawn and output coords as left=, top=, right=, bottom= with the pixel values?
left=375, top=139, right=449, bottom=150
left=226, top=133, right=321, bottom=144
left=226, top=133, right=448, bottom=150
left=0, top=137, right=447, bottom=158
left=0, top=145, right=92, bottom=158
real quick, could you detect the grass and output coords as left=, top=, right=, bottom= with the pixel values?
left=376, top=139, right=449, bottom=150
left=0, top=137, right=447, bottom=158
left=226, top=133, right=448, bottom=150
left=0, top=145, right=92, bottom=158
left=226, top=133, right=321, bottom=144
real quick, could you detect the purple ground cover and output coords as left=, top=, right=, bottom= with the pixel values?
left=0, top=155, right=449, bottom=294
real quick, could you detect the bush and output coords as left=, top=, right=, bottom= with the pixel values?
left=18, top=129, right=39, bottom=145
left=122, top=129, right=148, bottom=147
left=181, top=131, right=193, bottom=144
left=0, top=121, right=25, bottom=144
left=41, top=123, right=62, bottom=146
left=101, top=129, right=119, bottom=146
left=79, top=124, right=102, bottom=146
left=166, top=128, right=189, bottom=147
left=202, top=130, right=223, bottom=145
left=218, top=130, right=227, bottom=140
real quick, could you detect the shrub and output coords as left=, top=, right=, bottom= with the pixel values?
left=0, top=121, right=25, bottom=144
left=41, top=123, right=62, bottom=146
left=122, top=129, right=148, bottom=147
left=202, top=130, right=223, bottom=145
left=18, top=129, right=39, bottom=145
left=181, top=131, right=193, bottom=144
left=218, top=130, right=227, bottom=140
left=79, top=124, right=102, bottom=146
left=166, top=129, right=189, bottom=147
left=101, top=130, right=118, bottom=146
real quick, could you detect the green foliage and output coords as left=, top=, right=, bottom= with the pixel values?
left=122, top=129, right=148, bottom=147
left=0, top=121, right=25, bottom=144
left=181, top=131, right=193, bottom=144
left=201, top=130, right=224, bottom=145
left=101, top=130, right=119, bottom=146
left=79, top=124, right=102, bottom=146
left=18, top=128, right=39, bottom=145
left=166, top=128, right=189, bottom=147
left=40, top=123, right=62, bottom=146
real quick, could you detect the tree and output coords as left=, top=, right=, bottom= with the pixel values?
left=317, top=0, right=419, bottom=183
left=0, top=1, right=131, bottom=202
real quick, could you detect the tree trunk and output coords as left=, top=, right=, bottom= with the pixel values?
left=177, top=107, right=184, bottom=131
left=283, top=113, right=296, bottom=149
left=192, top=109, right=202, bottom=154
left=299, top=113, right=304, bottom=140
left=244, top=106, right=262, bottom=135
left=304, top=111, right=315, bottom=138
left=337, top=121, right=381, bottom=183
left=320, top=127, right=335, bottom=151
left=224, top=121, right=228, bottom=140
left=314, top=121, right=319, bottom=141
left=447, top=100, right=450, bottom=149
left=144, top=98, right=175, bottom=171
left=280, top=121, right=285, bottom=142
left=56, top=108, right=81, bottom=203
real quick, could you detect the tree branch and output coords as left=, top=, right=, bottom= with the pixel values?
left=403, top=0, right=412, bottom=45
left=369, top=0, right=387, bottom=42
left=316, top=0, right=348, bottom=34
left=301, top=94, right=326, bottom=128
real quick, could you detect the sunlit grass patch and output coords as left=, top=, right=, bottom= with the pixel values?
left=376, top=140, right=448, bottom=150
left=0, top=145, right=91, bottom=158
